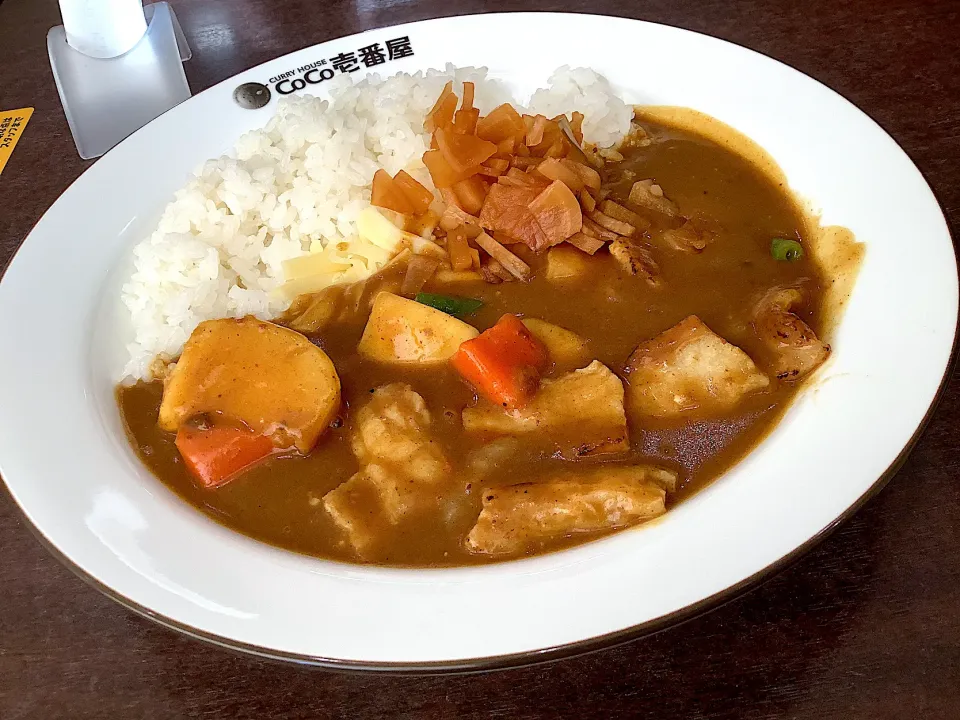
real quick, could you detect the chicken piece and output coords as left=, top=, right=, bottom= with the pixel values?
left=462, top=360, right=629, bottom=459
left=466, top=465, right=674, bottom=555
left=158, top=317, right=341, bottom=452
left=323, top=385, right=451, bottom=551
left=609, top=238, right=660, bottom=286
left=348, top=384, right=450, bottom=521
left=358, top=292, right=479, bottom=366
left=625, top=316, right=769, bottom=418
left=321, top=473, right=380, bottom=553
left=752, top=287, right=830, bottom=380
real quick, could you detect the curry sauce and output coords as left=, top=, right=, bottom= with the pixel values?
left=118, top=114, right=834, bottom=566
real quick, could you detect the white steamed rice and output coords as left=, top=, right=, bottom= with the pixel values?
left=121, top=65, right=631, bottom=380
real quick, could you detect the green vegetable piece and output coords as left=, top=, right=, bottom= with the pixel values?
left=771, top=237, right=804, bottom=262
left=415, top=292, right=484, bottom=318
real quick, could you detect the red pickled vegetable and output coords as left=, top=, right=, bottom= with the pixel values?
left=435, top=128, right=497, bottom=172
left=424, top=149, right=479, bottom=188
left=371, top=169, right=415, bottom=214
left=476, top=104, right=527, bottom=144
left=393, top=170, right=434, bottom=214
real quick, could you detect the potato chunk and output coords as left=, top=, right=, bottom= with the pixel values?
left=544, top=244, right=600, bottom=282
left=158, top=317, right=340, bottom=452
left=752, top=287, right=830, bottom=380
left=323, top=384, right=450, bottom=552
left=358, top=292, right=479, bottom=365
left=466, top=465, right=674, bottom=555
left=625, top=316, right=768, bottom=418
left=462, top=360, right=628, bottom=459
left=521, top=318, right=592, bottom=370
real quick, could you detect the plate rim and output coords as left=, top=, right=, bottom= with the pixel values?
left=1, top=10, right=957, bottom=672
left=15, top=405, right=947, bottom=673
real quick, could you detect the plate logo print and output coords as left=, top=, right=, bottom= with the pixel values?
left=267, top=36, right=415, bottom=95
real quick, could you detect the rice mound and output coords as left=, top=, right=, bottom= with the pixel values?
left=528, top=66, right=634, bottom=149
left=121, top=65, right=631, bottom=380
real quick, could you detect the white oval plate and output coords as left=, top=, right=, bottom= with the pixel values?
left=0, top=13, right=955, bottom=670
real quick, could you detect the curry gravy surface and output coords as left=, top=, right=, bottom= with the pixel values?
left=118, top=114, right=831, bottom=566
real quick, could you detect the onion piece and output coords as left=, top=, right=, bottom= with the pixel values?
left=588, top=209, right=635, bottom=237
left=401, top=255, right=441, bottom=297
left=474, top=232, right=532, bottom=281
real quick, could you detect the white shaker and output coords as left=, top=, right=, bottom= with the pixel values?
left=59, top=0, right=148, bottom=59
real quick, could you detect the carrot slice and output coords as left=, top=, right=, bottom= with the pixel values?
left=528, top=180, right=583, bottom=246
left=476, top=104, right=527, bottom=144
left=435, top=128, right=497, bottom=173
left=451, top=314, right=549, bottom=409
left=175, top=425, right=274, bottom=489
left=393, top=170, right=434, bottom=214
left=424, top=149, right=479, bottom=188
left=371, top=169, right=415, bottom=214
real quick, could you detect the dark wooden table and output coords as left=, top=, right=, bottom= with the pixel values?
left=2, top=0, right=959, bottom=717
